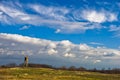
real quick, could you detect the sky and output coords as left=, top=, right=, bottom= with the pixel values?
left=0, top=0, right=120, bottom=69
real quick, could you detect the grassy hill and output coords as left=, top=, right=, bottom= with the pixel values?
left=0, top=68, right=120, bottom=80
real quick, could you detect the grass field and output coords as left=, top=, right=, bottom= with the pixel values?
left=0, top=68, right=120, bottom=80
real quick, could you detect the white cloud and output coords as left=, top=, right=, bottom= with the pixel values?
left=94, top=60, right=101, bottom=64
left=0, top=33, right=41, bottom=44
left=0, top=48, right=5, bottom=54
left=0, top=33, right=120, bottom=68
left=0, top=3, right=32, bottom=24
left=80, top=10, right=117, bottom=23
left=19, top=25, right=30, bottom=30
left=55, top=29, right=61, bottom=33
left=60, top=40, right=73, bottom=47
left=0, top=1, right=119, bottom=35
left=30, top=4, right=69, bottom=21
left=0, top=1, right=107, bottom=33
left=0, top=11, right=3, bottom=15
left=109, top=25, right=120, bottom=37
left=103, top=52, right=115, bottom=57
left=64, top=53, right=76, bottom=58
left=108, top=13, right=117, bottom=22
left=48, top=49, right=58, bottom=55
left=48, top=43, right=57, bottom=49
left=79, top=44, right=91, bottom=51
left=11, top=43, right=16, bottom=46
left=82, top=10, right=106, bottom=23
left=84, top=56, right=89, bottom=59
left=89, top=42, right=104, bottom=45
left=109, top=25, right=120, bottom=31
left=21, top=16, right=31, bottom=21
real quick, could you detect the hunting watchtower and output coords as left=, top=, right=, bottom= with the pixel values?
left=24, top=56, right=28, bottom=67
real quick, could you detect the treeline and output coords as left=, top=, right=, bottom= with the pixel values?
left=1, top=63, right=120, bottom=74
left=0, top=63, right=53, bottom=68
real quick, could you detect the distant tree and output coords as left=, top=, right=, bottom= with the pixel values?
left=0, top=65, right=6, bottom=68
left=19, top=63, right=24, bottom=67
left=108, top=67, right=111, bottom=70
left=92, top=68, right=97, bottom=72
left=6, top=63, right=17, bottom=67
left=68, top=66, right=76, bottom=71
left=78, top=67, right=86, bottom=71
left=59, top=66, right=67, bottom=70
left=27, top=63, right=53, bottom=68
left=106, top=67, right=111, bottom=74
left=101, top=68, right=105, bottom=73
left=111, top=68, right=120, bottom=74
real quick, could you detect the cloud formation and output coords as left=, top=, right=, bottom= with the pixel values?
left=0, top=33, right=120, bottom=68
left=30, top=4, right=69, bottom=21
left=19, top=25, right=30, bottom=30
left=109, top=25, right=120, bottom=37
left=89, top=42, right=104, bottom=46
left=74, top=9, right=117, bottom=23
left=0, top=1, right=118, bottom=33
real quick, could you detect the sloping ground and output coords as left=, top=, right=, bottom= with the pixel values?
left=0, top=68, right=120, bottom=80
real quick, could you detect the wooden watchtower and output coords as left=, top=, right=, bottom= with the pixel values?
left=24, top=56, right=28, bottom=67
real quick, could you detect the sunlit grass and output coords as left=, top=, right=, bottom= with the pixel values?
left=0, top=68, right=120, bottom=80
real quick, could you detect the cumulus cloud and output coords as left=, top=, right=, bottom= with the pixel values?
left=0, top=33, right=120, bottom=68
left=82, top=10, right=106, bottom=23
left=64, top=53, right=76, bottom=58
left=48, top=49, right=58, bottom=55
left=79, top=44, right=91, bottom=51
left=81, top=10, right=117, bottom=23
left=60, top=40, right=73, bottom=47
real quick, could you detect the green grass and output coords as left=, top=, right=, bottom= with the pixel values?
left=0, top=68, right=120, bottom=80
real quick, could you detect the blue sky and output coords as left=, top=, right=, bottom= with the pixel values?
left=0, top=0, right=120, bottom=48
left=0, top=0, right=120, bottom=69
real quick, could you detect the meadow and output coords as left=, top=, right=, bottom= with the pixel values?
left=0, top=68, right=120, bottom=80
